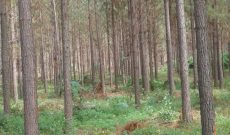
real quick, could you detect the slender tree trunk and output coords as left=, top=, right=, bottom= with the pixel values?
left=88, top=0, right=96, bottom=90
left=194, top=0, right=216, bottom=134
left=138, top=0, right=150, bottom=92
left=129, top=0, right=140, bottom=107
left=176, top=0, right=193, bottom=123
left=216, top=23, right=224, bottom=89
left=18, top=0, right=39, bottom=134
left=61, top=0, right=73, bottom=133
left=146, top=1, right=154, bottom=81
left=190, top=0, right=198, bottom=89
left=112, top=0, right=119, bottom=90
left=94, top=0, right=105, bottom=93
left=72, top=28, right=76, bottom=80
left=51, top=0, right=61, bottom=95
left=1, top=0, right=11, bottom=114
left=106, top=0, right=112, bottom=87
left=11, top=0, right=19, bottom=102
left=40, top=10, right=47, bottom=93
left=164, top=0, right=175, bottom=95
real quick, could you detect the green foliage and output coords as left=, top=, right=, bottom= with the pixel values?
left=188, top=56, right=194, bottom=69
left=223, top=53, right=229, bottom=69
left=71, top=80, right=81, bottom=97
left=39, top=111, right=64, bottom=135
left=158, top=95, right=178, bottom=121
left=150, top=80, right=165, bottom=90
left=132, top=127, right=158, bottom=135
left=0, top=113, right=24, bottom=135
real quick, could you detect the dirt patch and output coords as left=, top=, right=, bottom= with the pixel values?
left=116, top=120, right=148, bottom=135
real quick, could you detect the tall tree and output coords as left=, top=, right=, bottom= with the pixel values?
left=138, top=0, right=150, bottom=92
left=1, top=0, right=11, bottom=114
left=176, top=0, right=193, bottom=122
left=61, top=0, right=73, bottom=132
left=194, top=0, right=216, bottom=134
left=88, top=0, right=96, bottom=90
left=94, top=0, right=105, bottom=93
left=51, top=0, right=62, bottom=96
left=190, top=0, right=198, bottom=89
left=129, top=0, right=140, bottom=107
left=106, top=0, right=112, bottom=87
left=112, top=0, right=119, bottom=90
left=18, top=0, right=39, bottom=134
left=164, top=0, right=175, bottom=95
left=11, top=0, right=19, bottom=102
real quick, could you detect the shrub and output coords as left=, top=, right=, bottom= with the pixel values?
left=158, top=95, right=177, bottom=121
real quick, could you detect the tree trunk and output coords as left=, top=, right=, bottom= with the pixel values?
left=40, top=10, right=47, bottom=93
left=1, top=0, right=11, bottom=114
left=216, top=23, right=224, bottom=89
left=176, top=0, right=192, bottom=123
left=194, top=0, right=216, bottom=134
left=129, top=0, right=140, bottom=107
left=11, top=0, right=19, bottom=102
left=164, top=0, right=175, bottom=95
left=106, top=0, right=112, bottom=87
left=190, top=0, right=198, bottom=89
left=138, top=0, right=150, bottom=92
left=51, top=0, right=61, bottom=96
left=61, top=0, right=73, bottom=133
left=88, top=0, right=96, bottom=90
left=72, top=28, right=76, bottom=80
left=94, top=0, right=105, bottom=93
left=18, top=0, right=39, bottom=134
left=112, top=0, right=119, bottom=90
left=146, top=0, right=154, bottom=81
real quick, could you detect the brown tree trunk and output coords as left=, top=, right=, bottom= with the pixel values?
left=129, top=0, right=140, bottom=107
left=106, top=0, right=112, bottom=87
left=40, top=10, right=47, bottom=93
left=176, top=0, right=192, bottom=123
left=164, top=0, right=175, bottom=95
left=11, top=0, right=19, bottom=102
left=138, top=0, right=150, bottom=92
left=190, top=0, right=198, bottom=89
left=72, top=28, right=76, bottom=80
left=88, top=0, right=96, bottom=90
left=146, top=0, right=154, bottom=81
left=1, top=0, right=11, bottom=114
left=112, top=0, right=119, bottom=90
left=94, top=0, right=105, bottom=93
left=18, top=0, right=39, bottom=134
left=216, top=23, right=224, bottom=89
left=51, top=0, right=61, bottom=95
left=61, top=0, right=73, bottom=133
left=194, top=0, right=216, bottom=134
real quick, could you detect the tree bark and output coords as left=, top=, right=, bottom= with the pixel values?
left=190, top=0, right=198, bottom=89
left=1, top=0, right=11, bottom=114
left=138, top=0, right=150, bottom=92
left=164, top=0, right=175, bottom=95
left=51, top=0, right=61, bottom=95
left=194, top=0, right=216, bottom=134
left=61, top=0, right=73, bottom=133
left=176, top=0, right=193, bottom=123
left=112, top=0, right=119, bottom=90
left=11, top=0, right=19, bottom=102
left=94, top=0, right=105, bottom=93
left=129, top=0, right=140, bottom=107
left=18, top=0, right=39, bottom=134
left=88, top=0, right=96, bottom=90
left=106, top=0, right=112, bottom=87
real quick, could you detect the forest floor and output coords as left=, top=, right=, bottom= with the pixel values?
left=0, top=70, right=230, bottom=135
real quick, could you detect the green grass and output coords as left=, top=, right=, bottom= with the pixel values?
left=0, top=70, right=229, bottom=134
